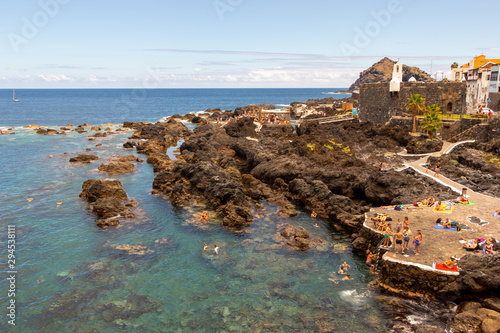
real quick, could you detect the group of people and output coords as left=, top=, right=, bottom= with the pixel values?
left=372, top=215, right=423, bottom=255
left=424, top=161, right=441, bottom=177
left=460, top=236, right=497, bottom=254
left=329, top=261, right=352, bottom=283
left=203, top=243, right=220, bottom=255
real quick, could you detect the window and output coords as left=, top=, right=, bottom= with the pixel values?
left=487, top=75, right=490, bottom=81
left=455, top=72, right=460, bottom=79
left=447, top=102, right=453, bottom=112
left=479, top=73, right=482, bottom=79
left=492, top=72, right=499, bottom=82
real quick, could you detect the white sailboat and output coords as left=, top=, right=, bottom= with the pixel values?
left=13, top=89, right=20, bottom=102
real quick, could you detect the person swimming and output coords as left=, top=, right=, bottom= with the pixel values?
left=329, top=274, right=351, bottom=284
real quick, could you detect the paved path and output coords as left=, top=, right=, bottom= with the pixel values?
left=366, top=140, right=500, bottom=271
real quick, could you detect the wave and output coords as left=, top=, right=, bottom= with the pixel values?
left=339, top=289, right=371, bottom=307
left=275, top=104, right=291, bottom=107
left=322, top=91, right=352, bottom=95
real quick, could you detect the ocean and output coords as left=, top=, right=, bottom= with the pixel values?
left=0, top=88, right=399, bottom=332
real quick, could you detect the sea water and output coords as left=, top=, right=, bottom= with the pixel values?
left=0, top=89, right=394, bottom=332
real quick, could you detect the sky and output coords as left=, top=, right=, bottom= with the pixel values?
left=1, top=0, right=499, bottom=89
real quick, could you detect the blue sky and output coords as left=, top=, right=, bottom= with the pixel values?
left=1, top=0, right=499, bottom=88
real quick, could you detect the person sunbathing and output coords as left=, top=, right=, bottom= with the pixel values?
left=460, top=237, right=478, bottom=251
left=443, top=218, right=452, bottom=229
left=435, top=201, right=445, bottom=211
left=372, top=215, right=386, bottom=228
left=377, top=220, right=387, bottom=232
left=444, top=258, right=457, bottom=269
left=484, top=241, right=495, bottom=254
left=454, top=195, right=470, bottom=205
left=427, top=196, right=435, bottom=206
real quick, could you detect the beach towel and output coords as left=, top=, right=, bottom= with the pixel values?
left=460, top=202, right=476, bottom=206
left=433, top=225, right=457, bottom=231
left=493, top=212, right=500, bottom=218
left=432, top=263, right=459, bottom=272
left=432, top=205, right=454, bottom=213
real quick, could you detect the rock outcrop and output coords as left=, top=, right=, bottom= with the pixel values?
left=348, top=57, right=434, bottom=92
left=69, top=154, right=100, bottom=163
left=79, top=179, right=137, bottom=226
left=406, top=137, right=443, bottom=154
left=98, top=162, right=136, bottom=174
left=273, top=223, right=324, bottom=251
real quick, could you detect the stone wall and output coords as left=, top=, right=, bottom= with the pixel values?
left=378, top=257, right=458, bottom=297
left=359, top=81, right=467, bottom=124
left=489, top=92, right=500, bottom=111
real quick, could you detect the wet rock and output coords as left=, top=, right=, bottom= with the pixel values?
left=413, top=326, right=446, bottom=333
left=36, top=128, right=60, bottom=135
left=80, top=179, right=127, bottom=203
left=224, top=117, right=257, bottom=138
left=97, top=218, right=120, bottom=228
left=274, top=223, right=324, bottom=251
left=476, top=308, right=500, bottom=321
left=123, top=141, right=136, bottom=148
left=98, top=294, right=160, bottom=322
left=451, top=310, right=482, bottom=333
left=191, top=116, right=206, bottom=124
left=481, top=318, right=500, bottom=333
left=110, top=155, right=139, bottom=162
left=457, top=301, right=482, bottom=314
left=89, top=132, right=108, bottom=138
left=108, top=244, right=154, bottom=256
left=69, top=154, right=100, bottom=163
left=483, top=298, right=500, bottom=313
left=98, top=162, right=136, bottom=174
left=80, top=179, right=132, bottom=220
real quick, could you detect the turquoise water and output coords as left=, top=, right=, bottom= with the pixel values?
left=0, top=128, right=389, bottom=332
left=0, top=89, right=390, bottom=332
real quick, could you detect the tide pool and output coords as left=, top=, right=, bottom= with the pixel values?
left=0, top=127, right=388, bottom=332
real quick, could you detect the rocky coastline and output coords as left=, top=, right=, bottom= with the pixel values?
left=67, top=100, right=500, bottom=331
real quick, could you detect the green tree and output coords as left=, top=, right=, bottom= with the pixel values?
left=420, top=104, right=443, bottom=138
left=406, top=94, right=426, bottom=133
left=451, top=62, right=459, bottom=69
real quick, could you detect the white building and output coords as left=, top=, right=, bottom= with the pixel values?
left=490, top=65, right=500, bottom=94
left=466, top=62, right=496, bottom=112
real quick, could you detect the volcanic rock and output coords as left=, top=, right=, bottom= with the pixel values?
left=406, top=137, right=443, bottom=154
left=348, top=57, right=434, bottom=92
left=69, top=154, right=100, bottom=163
left=98, top=162, right=136, bottom=174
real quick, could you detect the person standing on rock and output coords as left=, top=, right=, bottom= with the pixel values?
left=414, top=230, right=422, bottom=255
left=394, top=228, right=404, bottom=254
left=366, top=251, right=376, bottom=274
left=402, top=226, right=412, bottom=254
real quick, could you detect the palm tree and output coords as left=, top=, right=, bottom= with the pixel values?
left=420, top=104, right=442, bottom=138
left=406, top=94, right=426, bottom=133
left=451, top=62, right=459, bottom=69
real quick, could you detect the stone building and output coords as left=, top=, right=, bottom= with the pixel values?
left=358, top=66, right=467, bottom=124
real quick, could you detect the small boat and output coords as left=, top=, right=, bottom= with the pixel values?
left=13, top=89, right=20, bottom=102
